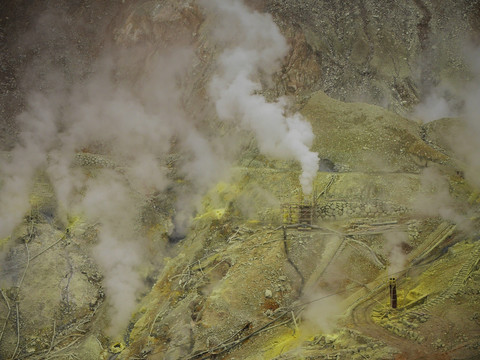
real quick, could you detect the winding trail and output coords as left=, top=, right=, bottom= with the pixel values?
left=350, top=288, right=441, bottom=360
left=349, top=239, right=480, bottom=360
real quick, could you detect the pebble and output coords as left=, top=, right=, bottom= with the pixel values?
left=265, top=289, right=273, bottom=298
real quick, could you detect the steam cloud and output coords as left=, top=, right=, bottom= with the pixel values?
left=0, top=0, right=318, bottom=335
left=384, top=231, right=408, bottom=276
left=81, top=173, right=145, bottom=333
left=410, top=44, right=480, bottom=231
left=413, top=44, right=480, bottom=186
left=301, top=289, right=342, bottom=333
left=413, top=88, right=457, bottom=123
left=0, top=40, right=234, bottom=334
left=200, top=0, right=319, bottom=194
left=0, top=46, right=217, bottom=335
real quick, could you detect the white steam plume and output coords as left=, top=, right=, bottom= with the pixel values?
left=200, top=0, right=319, bottom=194
left=301, top=289, right=343, bottom=333
left=412, top=167, right=470, bottom=230
left=384, top=231, right=408, bottom=276
left=413, top=88, right=457, bottom=123
left=81, top=172, right=144, bottom=334
left=0, top=92, right=61, bottom=237
left=412, top=43, right=480, bottom=216
left=412, top=44, right=480, bottom=184
left=0, top=42, right=228, bottom=335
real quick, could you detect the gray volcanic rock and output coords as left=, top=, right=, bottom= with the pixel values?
left=2, top=0, right=479, bottom=150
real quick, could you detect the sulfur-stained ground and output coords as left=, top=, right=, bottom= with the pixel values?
left=2, top=89, right=480, bottom=360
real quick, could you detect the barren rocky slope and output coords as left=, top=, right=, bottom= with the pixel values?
left=2, top=0, right=479, bottom=148
left=1, top=1, right=480, bottom=360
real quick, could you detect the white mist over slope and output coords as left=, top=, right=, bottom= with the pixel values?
left=413, top=44, right=480, bottom=129
left=200, top=0, right=319, bottom=194
left=411, top=44, right=480, bottom=227
left=0, top=41, right=232, bottom=334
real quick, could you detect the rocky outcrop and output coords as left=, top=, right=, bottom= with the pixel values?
left=266, top=0, right=478, bottom=114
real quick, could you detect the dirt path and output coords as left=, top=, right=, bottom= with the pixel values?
left=349, top=241, right=480, bottom=360
left=350, top=296, right=442, bottom=360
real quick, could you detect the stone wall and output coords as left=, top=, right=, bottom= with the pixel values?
left=316, top=199, right=408, bottom=220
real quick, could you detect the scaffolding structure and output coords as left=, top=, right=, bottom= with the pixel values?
left=281, top=202, right=314, bottom=226
left=281, top=185, right=322, bottom=227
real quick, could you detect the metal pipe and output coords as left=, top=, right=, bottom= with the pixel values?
left=389, top=277, right=397, bottom=308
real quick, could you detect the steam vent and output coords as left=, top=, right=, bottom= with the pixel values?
left=2, top=0, right=480, bottom=359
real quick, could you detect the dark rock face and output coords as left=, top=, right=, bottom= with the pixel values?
left=0, top=0, right=126, bottom=150
left=265, top=0, right=478, bottom=113
left=2, top=0, right=479, bottom=151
